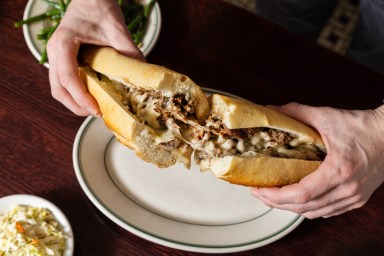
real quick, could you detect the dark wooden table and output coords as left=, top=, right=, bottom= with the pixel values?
left=1, top=0, right=384, bottom=255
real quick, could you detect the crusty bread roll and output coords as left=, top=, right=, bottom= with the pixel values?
left=79, top=46, right=209, bottom=123
left=79, top=67, right=194, bottom=168
left=78, top=46, right=326, bottom=187
left=197, top=94, right=325, bottom=187
left=78, top=45, right=209, bottom=168
left=209, top=94, right=324, bottom=148
left=208, top=157, right=322, bottom=187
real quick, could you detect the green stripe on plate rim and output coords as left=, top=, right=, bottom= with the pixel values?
left=141, top=3, right=161, bottom=55
left=102, top=136, right=274, bottom=227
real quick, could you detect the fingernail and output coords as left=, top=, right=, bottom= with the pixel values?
left=95, top=110, right=102, bottom=117
left=87, top=108, right=101, bottom=117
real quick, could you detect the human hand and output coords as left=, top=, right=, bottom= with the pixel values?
left=47, top=0, right=144, bottom=116
left=251, top=103, right=384, bottom=218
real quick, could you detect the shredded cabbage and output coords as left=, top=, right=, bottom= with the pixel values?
left=0, top=205, right=67, bottom=256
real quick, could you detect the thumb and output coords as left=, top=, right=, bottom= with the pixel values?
left=268, top=102, right=320, bottom=128
left=108, top=27, right=146, bottom=61
left=113, top=39, right=145, bottom=61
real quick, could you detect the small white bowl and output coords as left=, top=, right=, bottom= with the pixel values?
left=0, top=194, right=74, bottom=256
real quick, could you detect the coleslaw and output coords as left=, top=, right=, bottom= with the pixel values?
left=0, top=205, right=67, bottom=256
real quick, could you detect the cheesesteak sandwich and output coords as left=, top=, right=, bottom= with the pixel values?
left=79, top=46, right=326, bottom=187
left=191, top=94, right=326, bottom=187
left=79, top=46, right=209, bottom=169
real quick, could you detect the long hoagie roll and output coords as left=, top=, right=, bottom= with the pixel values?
left=78, top=46, right=326, bottom=187
left=194, top=94, right=326, bottom=187
left=78, top=45, right=209, bottom=168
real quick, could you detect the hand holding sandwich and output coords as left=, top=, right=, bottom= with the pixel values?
left=79, top=46, right=327, bottom=188
left=47, top=0, right=144, bottom=116
left=251, top=103, right=384, bottom=218
left=75, top=46, right=383, bottom=219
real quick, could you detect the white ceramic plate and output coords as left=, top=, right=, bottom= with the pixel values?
left=0, top=194, right=74, bottom=256
left=22, top=0, right=162, bottom=68
left=72, top=88, right=304, bottom=253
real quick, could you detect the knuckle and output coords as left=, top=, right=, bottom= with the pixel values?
left=263, top=201, right=274, bottom=208
left=47, top=27, right=75, bottom=55
left=285, top=102, right=300, bottom=111
left=46, top=29, right=63, bottom=51
left=50, top=87, right=63, bottom=101
left=46, top=34, right=56, bottom=51
left=302, top=212, right=317, bottom=219
left=294, top=205, right=309, bottom=214
left=353, top=200, right=367, bottom=210
left=71, top=87, right=90, bottom=106
left=351, top=195, right=368, bottom=209
left=58, top=74, right=72, bottom=89
left=337, top=154, right=365, bottom=183
left=296, top=190, right=312, bottom=204
left=74, top=97, right=90, bottom=109
left=339, top=161, right=355, bottom=179
left=257, top=197, right=274, bottom=208
left=346, top=182, right=361, bottom=197
left=288, top=102, right=300, bottom=107
left=73, top=108, right=88, bottom=116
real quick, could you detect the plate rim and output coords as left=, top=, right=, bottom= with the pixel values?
left=72, top=88, right=305, bottom=253
left=0, top=194, right=75, bottom=256
left=22, top=0, right=162, bottom=68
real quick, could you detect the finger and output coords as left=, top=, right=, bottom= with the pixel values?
left=253, top=176, right=371, bottom=219
left=305, top=180, right=374, bottom=218
left=256, top=194, right=362, bottom=219
left=268, top=102, right=326, bottom=128
left=55, top=43, right=101, bottom=116
left=251, top=192, right=278, bottom=208
left=303, top=195, right=368, bottom=219
left=252, top=188, right=353, bottom=219
left=252, top=178, right=352, bottom=215
left=322, top=205, right=359, bottom=218
left=108, top=27, right=145, bottom=61
left=49, top=61, right=90, bottom=116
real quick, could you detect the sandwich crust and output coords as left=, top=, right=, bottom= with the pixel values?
left=209, top=94, right=325, bottom=151
left=204, top=156, right=322, bottom=187
left=198, top=94, right=326, bottom=187
left=79, top=46, right=209, bottom=123
left=79, top=67, right=192, bottom=168
left=78, top=47, right=326, bottom=187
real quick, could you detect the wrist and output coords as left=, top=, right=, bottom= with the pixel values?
left=373, top=105, right=384, bottom=140
left=377, top=104, right=384, bottom=113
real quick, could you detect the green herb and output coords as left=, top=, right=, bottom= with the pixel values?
left=14, top=0, right=156, bottom=65
left=14, top=0, right=70, bottom=64
left=120, top=0, right=157, bottom=47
